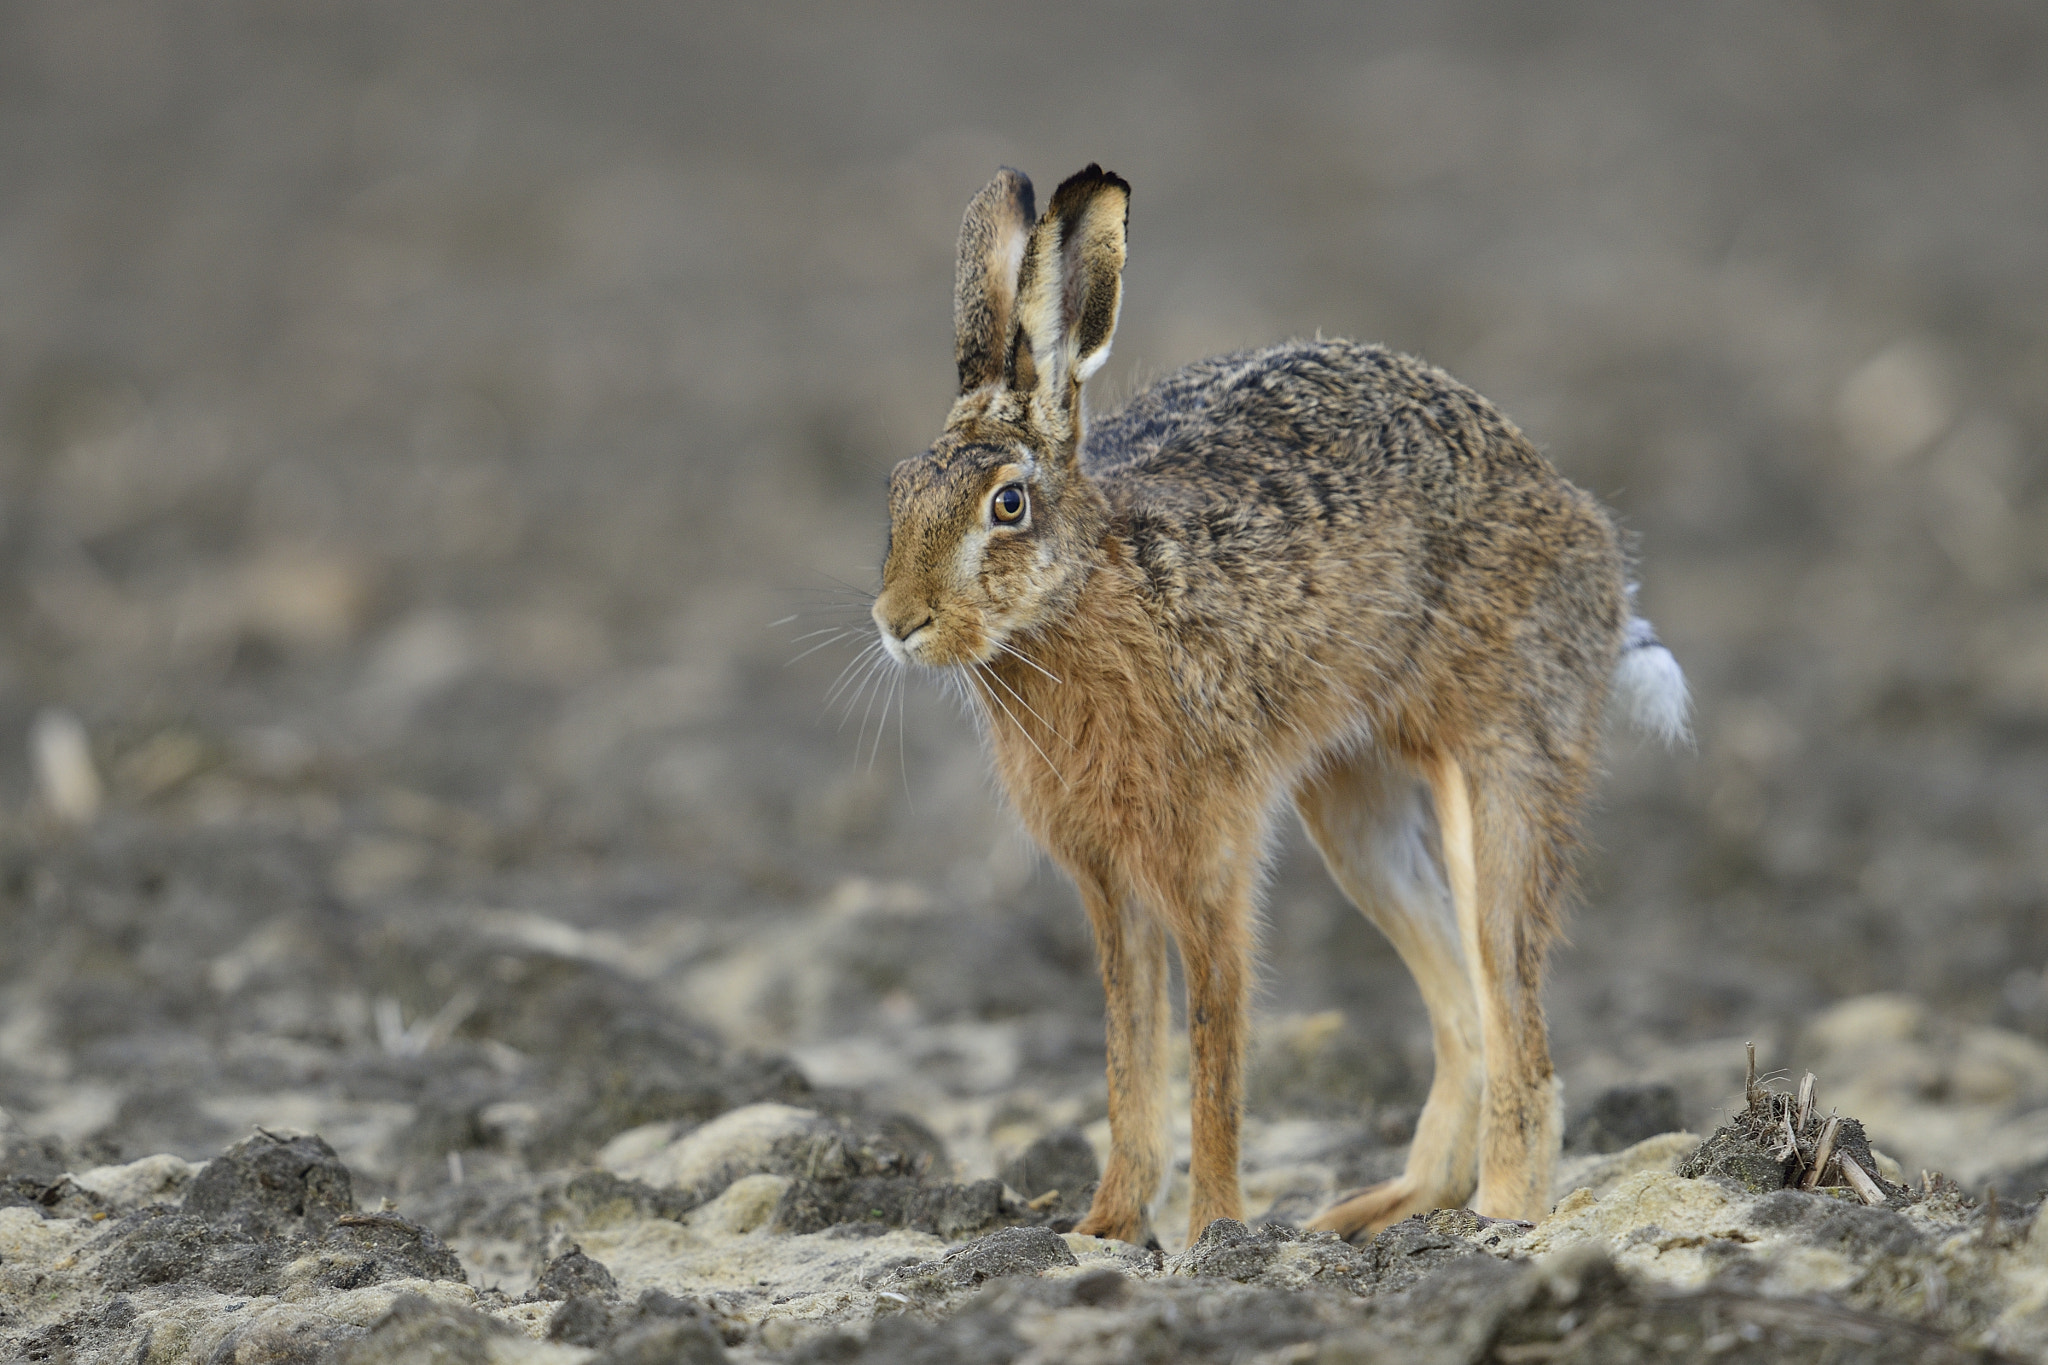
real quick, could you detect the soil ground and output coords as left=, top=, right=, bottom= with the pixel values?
left=2, top=3, right=2046, bottom=1359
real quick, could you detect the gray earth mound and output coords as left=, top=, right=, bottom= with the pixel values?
left=6, top=1078, right=2047, bottom=1361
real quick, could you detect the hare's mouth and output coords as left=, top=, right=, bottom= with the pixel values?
left=879, top=620, right=929, bottom=666
left=880, top=618, right=1005, bottom=671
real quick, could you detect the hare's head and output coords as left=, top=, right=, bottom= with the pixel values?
left=873, top=166, right=1128, bottom=668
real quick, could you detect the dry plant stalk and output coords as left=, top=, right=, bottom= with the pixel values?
left=1802, top=1115, right=1843, bottom=1191
left=1775, top=1105, right=1800, bottom=1164
left=1837, top=1153, right=1886, bottom=1206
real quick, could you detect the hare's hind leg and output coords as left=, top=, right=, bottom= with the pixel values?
left=1296, top=750, right=1483, bottom=1239
left=1427, top=754, right=1565, bottom=1223
left=1068, top=871, right=1174, bottom=1246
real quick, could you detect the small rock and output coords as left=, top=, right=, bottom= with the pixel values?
left=774, top=1175, right=1008, bottom=1239
left=1173, top=1216, right=1377, bottom=1291
left=915, top=1224, right=1077, bottom=1289
left=182, top=1131, right=354, bottom=1238
left=1170, top=1217, right=1293, bottom=1281
left=526, top=1242, right=619, bottom=1301
left=333, top=1293, right=523, bottom=1364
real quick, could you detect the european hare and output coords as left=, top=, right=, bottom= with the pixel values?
left=872, top=165, right=1689, bottom=1246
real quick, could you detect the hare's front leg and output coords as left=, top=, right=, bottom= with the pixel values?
left=1176, top=882, right=1253, bottom=1239
left=1071, top=879, right=1173, bottom=1246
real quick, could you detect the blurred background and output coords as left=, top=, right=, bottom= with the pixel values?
left=2, top=1, right=2045, bottom=1214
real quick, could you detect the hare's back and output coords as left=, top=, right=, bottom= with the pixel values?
left=1084, top=337, right=1624, bottom=668
left=1087, top=338, right=1560, bottom=516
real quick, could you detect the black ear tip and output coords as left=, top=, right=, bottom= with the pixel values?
left=1049, top=164, right=1132, bottom=213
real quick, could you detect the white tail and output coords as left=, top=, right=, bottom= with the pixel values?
left=1613, top=608, right=1692, bottom=747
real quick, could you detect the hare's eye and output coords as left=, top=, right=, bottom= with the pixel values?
left=990, top=484, right=1027, bottom=524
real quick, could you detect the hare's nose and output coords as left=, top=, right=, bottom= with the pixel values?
left=873, top=598, right=934, bottom=643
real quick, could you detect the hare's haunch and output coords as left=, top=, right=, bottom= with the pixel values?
left=872, top=165, right=1689, bottom=1246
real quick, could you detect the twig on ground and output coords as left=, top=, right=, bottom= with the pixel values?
left=1838, top=1153, right=1886, bottom=1206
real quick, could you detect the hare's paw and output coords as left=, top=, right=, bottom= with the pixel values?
left=1303, top=1177, right=1436, bottom=1242
left=1072, top=1204, right=1154, bottom=1248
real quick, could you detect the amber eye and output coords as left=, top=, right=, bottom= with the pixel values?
left=990, top=483, right=1027, bottom=524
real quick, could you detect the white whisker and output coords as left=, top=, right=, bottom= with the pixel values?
left=836, top=652, right=889, bottom=732
left=854, top=654, right=892, bottom=758
left=786, top=630, right=855, bottom=665
left=895, top=670, right=913, bottom=810
left=970, top=662, right=1068, bottom=789
left=824, top=641, right=886, bottom=711
left=994, top=639, right=1064, bottom=686
left=866, top=665, right=899, bottom=773
left=982, top=658, right=1075, bottom=750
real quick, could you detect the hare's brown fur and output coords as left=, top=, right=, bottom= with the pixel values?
left=875, top=166, right=1670, bottom=1246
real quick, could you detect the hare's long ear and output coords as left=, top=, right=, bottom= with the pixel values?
left=954, top=169, right=1036, bottom=394
left=1008, top=165, right=1129, bottom=426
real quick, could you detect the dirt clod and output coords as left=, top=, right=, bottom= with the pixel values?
left=181, top=1131, right=355, bottom=1239
left=525, top=1241, right=618, bottom=1301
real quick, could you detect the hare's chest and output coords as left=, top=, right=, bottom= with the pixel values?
left=979, top=662, right=1192, bottom=836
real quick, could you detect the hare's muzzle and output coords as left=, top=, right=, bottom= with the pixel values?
left=873, top=598, right=935, bottom=664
